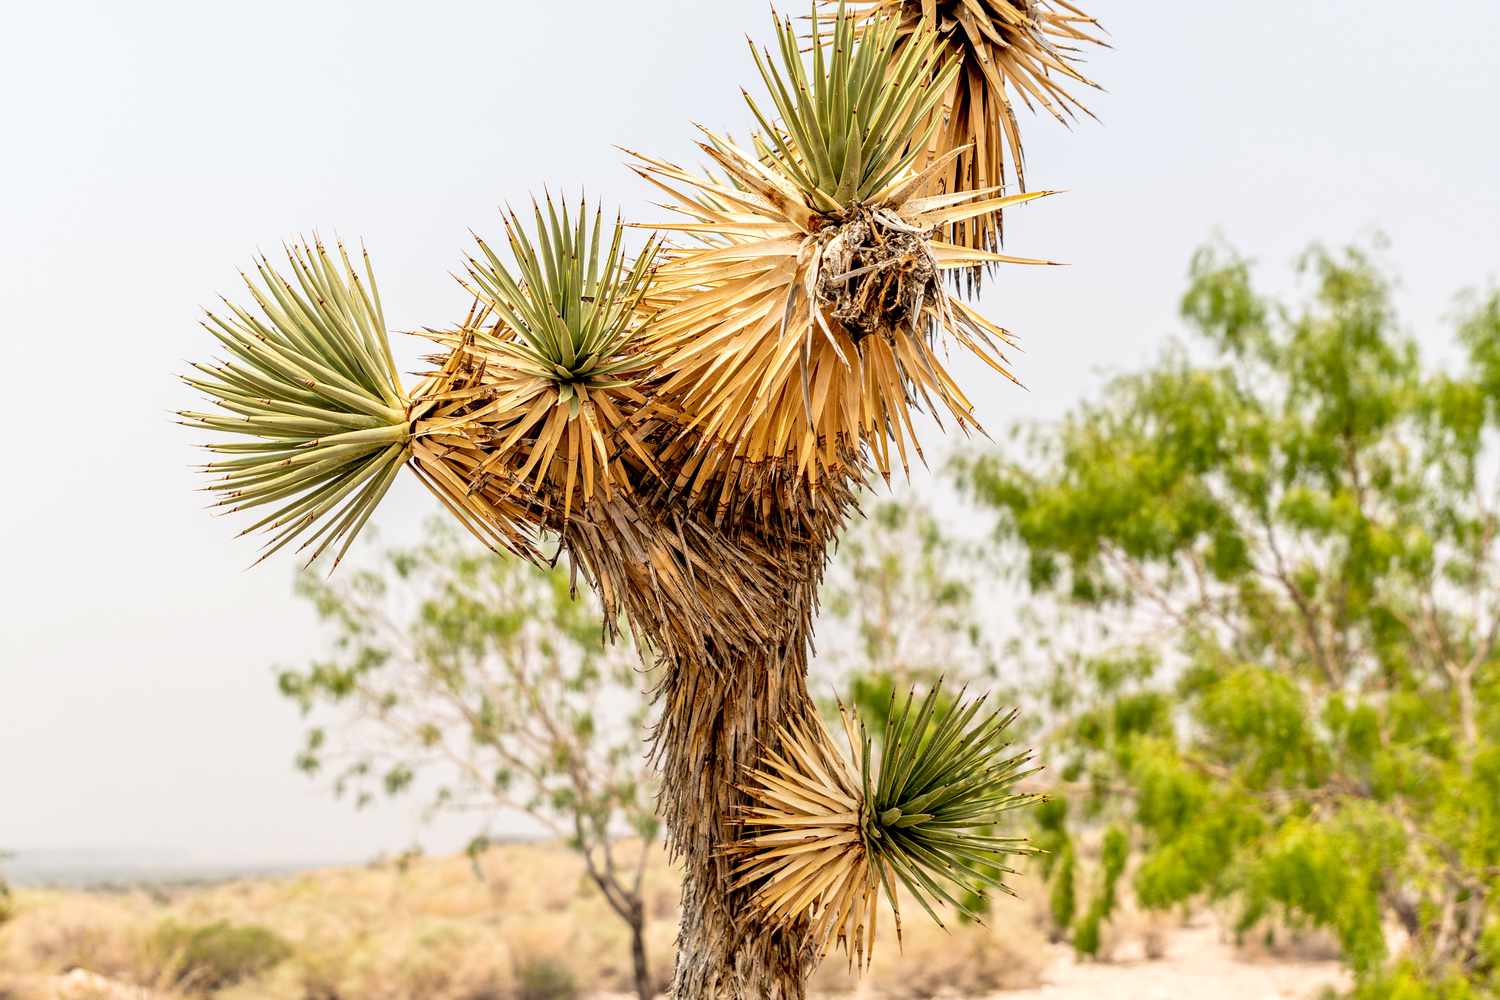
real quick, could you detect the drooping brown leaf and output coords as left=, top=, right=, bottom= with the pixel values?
left=839, top=0, right=1105, bottom=274
left=630, top=5, right=1058, bottom=518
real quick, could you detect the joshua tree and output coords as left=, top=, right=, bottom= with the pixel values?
left=180, top=4, right=1101, bottom=997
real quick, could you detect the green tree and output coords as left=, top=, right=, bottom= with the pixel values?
left=818, top=494, right=1003, bottom=723
left=957, top=243, right=1500, bottom=997
left=279, top=520, right=662, bottom=1000
left=0, top=850, right=14, bottom=925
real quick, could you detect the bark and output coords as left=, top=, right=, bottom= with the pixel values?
left=656, top=626, right=823, bottom=998
left=582, top=863, right=656, bottom=1000
left=629, top=904, right=654, bottom=1000
left=562, top=475, right=856, bottom=999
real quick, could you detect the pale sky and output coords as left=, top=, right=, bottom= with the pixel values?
left=3, top=1, right=1499, bottom=867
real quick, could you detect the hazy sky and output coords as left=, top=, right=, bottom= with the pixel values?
left=3, top=1, right=1499, bottom=866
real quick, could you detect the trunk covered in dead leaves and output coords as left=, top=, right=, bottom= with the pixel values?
left=660, top=636, right=823, bottom=999
left=562, top=472, right=856, bottom=999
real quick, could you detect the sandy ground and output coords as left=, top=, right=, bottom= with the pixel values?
left=25, top=928, right=1351, bottom=1000
left=24, top=924, right=1351, bottom=1000
left=996, top=921, right=1348, bottom=1000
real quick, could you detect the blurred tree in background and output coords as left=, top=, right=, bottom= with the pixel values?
left=0, top=850, right=13, bottom=925
left=278, top=520, right=661, bottom=1000
left=818, top=495, right=1004, bottom=726
left=956, top=243, right=1500, bottom=997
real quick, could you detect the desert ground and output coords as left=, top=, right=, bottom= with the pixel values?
left=997, top=922, right=1346, bottom=1000
left=0, top=842, right=1346, bottom=1000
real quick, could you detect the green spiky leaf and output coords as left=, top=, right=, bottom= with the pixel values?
left=734, top=680, right=1039, bottom=968
left=180, top=240, right=411, bottom=568
left=861, top=683, right=1040, bottom=927
left=464, top=194, right=661, bottom=387
left=741, top=2, right=959, bottom=216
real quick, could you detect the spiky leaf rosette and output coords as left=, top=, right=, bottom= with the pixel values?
left=413, top=196, right=664, bottom=526
left=631, top=4, right=1057, bottom=515
left=840, top=0, right=1105, bottom=271
left=733, top=683, right=1038, bottom=968
left=180, top=241, right=415, bottom=568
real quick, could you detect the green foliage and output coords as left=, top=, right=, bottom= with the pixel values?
left=514, top=955, right=580, bottom=1000
left=178, top=242, right=411, bottom=567
left=820, top=495, right=1004, bottom=719
left=817, top=495, right=1023, bottom=922
left=957, top=242, right=1500, bottom=995
left=1073, top=827, right=1128, bottom=958
left=744, top=3, right=957, bottom=214
left=151, top=919, right=293, bottom=991
left=1048, top=843, right=1077, bottom=938
left=279, top=518, right=660, bottom=998
left=854, top=683, right=1038, bottom=929
left=465, top=195, right=660, bottom=390
left=0, top=850, right=12, bottom=926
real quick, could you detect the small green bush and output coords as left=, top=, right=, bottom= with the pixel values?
left=0, top=854, right=12, bottom=926
left=513, top=955, right=578, bottom=1000
left=151, top=919, right=293, bottom=991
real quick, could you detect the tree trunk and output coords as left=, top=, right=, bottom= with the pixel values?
left=629, top=905, right=654, bottom=1000
left=657, top=637, right=823, bottom=999
left=563, top=479, right=854, bottom=999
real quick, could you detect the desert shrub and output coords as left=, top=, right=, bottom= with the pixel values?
left=7, top=899, right=146, bottom=981
left=326, top=919, right=515, bottom=1000
left=1234, top=914, right=1345, bottom=964
left=460, top=989, right=508, bottom=1000
left=872, top=926, right=1046, bottom=999
left=150, top=919, right=292, bottom=991
left=0, top=884, right=13, bottom=926
left=513, top=956, right=578, bottom=1000
left=291, top=943, right=350, bottom=1000
left=1142, top=921, right=1168, bottom=961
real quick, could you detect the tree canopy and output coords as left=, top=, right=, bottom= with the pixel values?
left=958, top=243, right=1500, bottom=998
left=278, top=520, right=661, bottom=1000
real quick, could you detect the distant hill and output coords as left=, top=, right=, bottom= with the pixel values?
left=1, top=837, right=537, bottom=889
left=2, top=846, right=339, bottom=889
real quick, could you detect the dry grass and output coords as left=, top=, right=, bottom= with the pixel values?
left=0, top=841, right=1051, bottom=1000
left=807, top=914, right=1050, bottom=999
